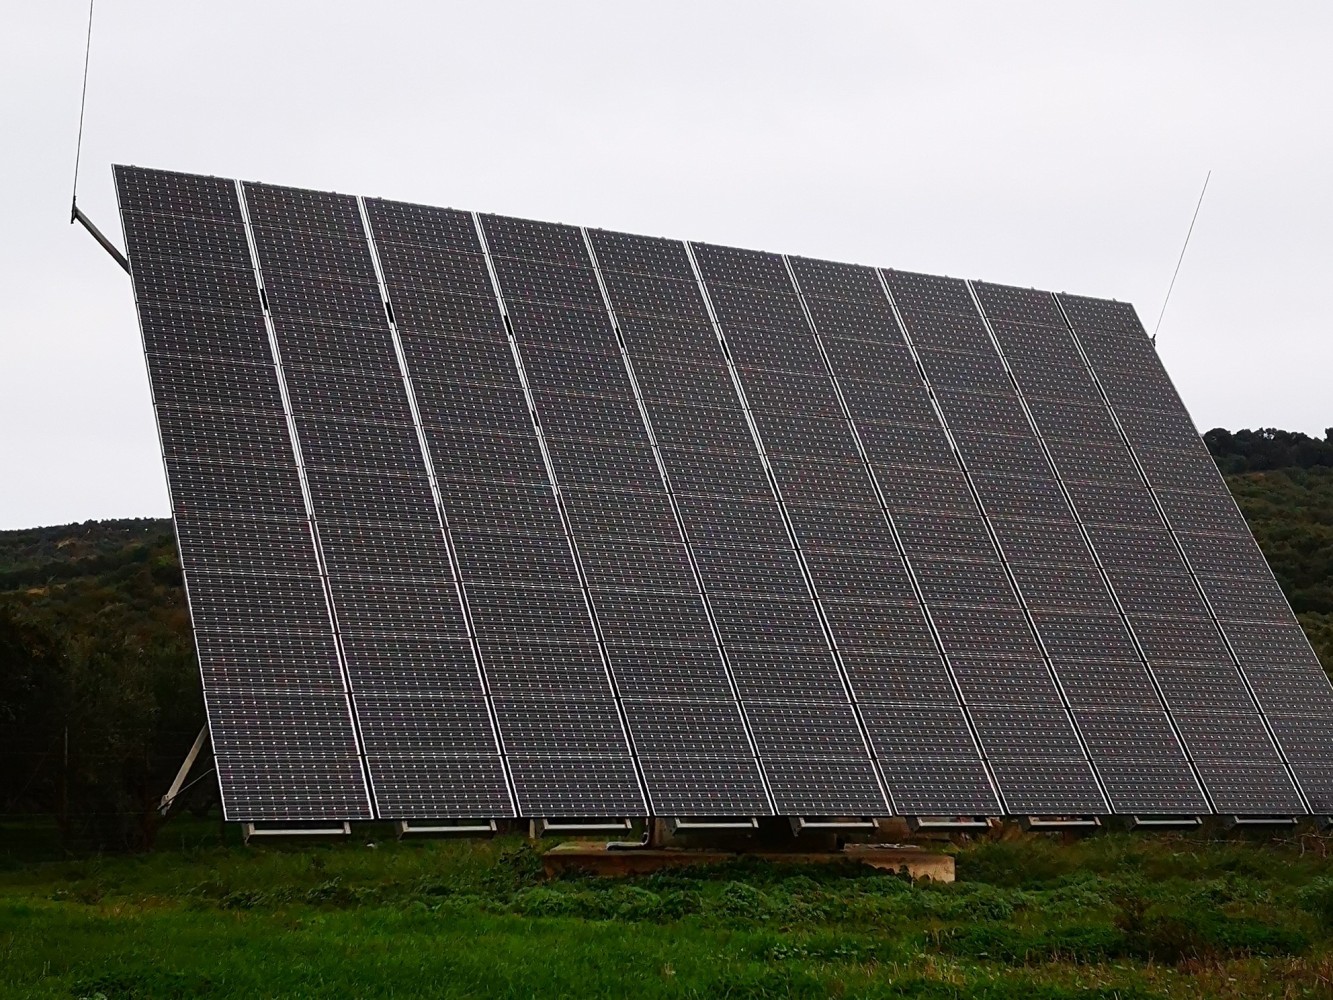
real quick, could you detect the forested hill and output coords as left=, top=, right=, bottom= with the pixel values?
left=1202, top=428, right=1333, bottom=661
left=0, top=518, right=176, bottom=592
left=0, top=519, right=197, bottom=848
left=1, top=430, right=1331, bottom=847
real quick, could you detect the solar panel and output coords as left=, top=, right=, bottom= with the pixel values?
left=1055, top=292, right=1333, bottom=813
left=874, top=275, right=1205, bottom=815
left=474, top=214, right=770, bottom=816
left=590, top=230, right=887, bottom=815
left=242, top=182, right=515, bottom=821
left=115, top=165, right=1333, bottom=822
left=969, top=283, right=1306, bottom=815
left=678, top=249, right=1001, bottom=815
left=116, top=169, right=370, bottom=821
left=365, top=201, right=646, bottom=818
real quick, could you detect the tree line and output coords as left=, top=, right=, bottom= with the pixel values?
left=1203, top=426, right=1333, bottom=474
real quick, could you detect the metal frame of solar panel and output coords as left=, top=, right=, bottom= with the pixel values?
left=115, top=165, right=1333, bottom=827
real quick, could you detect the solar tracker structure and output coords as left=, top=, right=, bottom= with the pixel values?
left=115, top=165, right=1333, bottom=825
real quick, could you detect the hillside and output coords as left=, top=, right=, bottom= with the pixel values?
left=1205, top=428, right=1333, bottom=670
left=1, top=430, right=1330, bottom=848
left=0, top=519, right=199, bottom=848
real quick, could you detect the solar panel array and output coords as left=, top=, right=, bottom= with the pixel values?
left=116, top=165, right=1333, bottom=822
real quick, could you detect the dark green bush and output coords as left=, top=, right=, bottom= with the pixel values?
left=915, top=881, right=1028, bottom=921
left=1130, top=906, right=1309, bottom=962
left=1114, top=892, right=1309, bottom=962
left=1296, top=875, right=1333, bottom=928
left=72, top=969, right=215, bottom=999
left=955, top=840, right=1077, bottom=888
left=717, top=880, right=775, bottom=919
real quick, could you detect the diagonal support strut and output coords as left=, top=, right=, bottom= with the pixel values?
left=72, top=202, right=130, bottom=274
left=159, top=725, right=209, bottom=816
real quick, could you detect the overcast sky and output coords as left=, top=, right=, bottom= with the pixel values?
left=2, top=2, right=1329, bottom=530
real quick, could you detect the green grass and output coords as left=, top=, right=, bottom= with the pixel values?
left=3, top=824, right=1333, bottom=998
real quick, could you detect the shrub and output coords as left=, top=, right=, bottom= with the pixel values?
left=862, top=975, right=1160, bottom=1000
left=955, top=840, right=1078, bottom=888
left=1116, top=898, right=1310, bottom=963
left=1296, top=875, right=1333, bottom=928
left=218, top=889, right=265, bottom=910
left=610, top=885, right=664, bottom=921
left=716, top=881, right=775, bottom=920
left=509, top=885, right=585, bottom=917
left=72, top=969, right=214, bottom=999
left=304, top=878, right=364, bottom=907
left=915, top=882, right=1028, bottom=921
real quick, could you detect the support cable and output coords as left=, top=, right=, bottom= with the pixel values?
left=1152, top=170, right=1210, bottom=344
left=67, top=0, right=128, bottom=275
left=71, top=0, right=97, bottom=219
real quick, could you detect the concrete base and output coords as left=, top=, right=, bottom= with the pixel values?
left=542, top=842, right=954, bottom=881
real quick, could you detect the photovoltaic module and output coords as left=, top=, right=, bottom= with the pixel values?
left=114, top=166, right=1333, bottom=824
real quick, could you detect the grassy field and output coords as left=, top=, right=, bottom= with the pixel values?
left=3, top=823, right=1333, bottom=999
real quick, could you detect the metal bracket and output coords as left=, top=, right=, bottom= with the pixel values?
left=159, top=726, right=209, bottom=816
left=1226, top=815, right=1298, bottom=828
left=667, top=817, right=759, bottom=833
left=242, top=821, right=351, bottom=844
left=908, top=816, right=993, bottom=831
left=1130, top=815, right=1203, bottom=829
left=396, top=819, right=497, bottom=839
left=1022, top=816, right=1102, bottom=830
left=789, top=816, right=877, bottom=834
left=530, top=818, right=634, bottom=838
left=72, top=202, right=130, bottom=274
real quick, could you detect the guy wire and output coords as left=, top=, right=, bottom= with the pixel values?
left=71, top=0, right=97, bottom=219
left=1152, top=170, right=1211, bottom=344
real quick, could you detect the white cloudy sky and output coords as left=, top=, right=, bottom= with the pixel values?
left=2, top=2, right=1329, bottom=529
